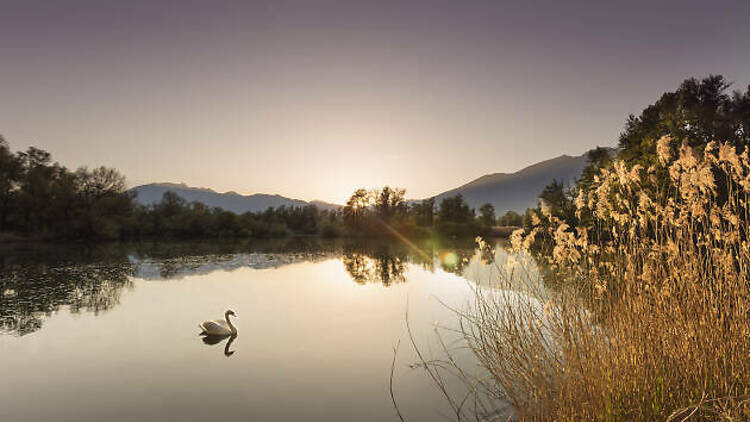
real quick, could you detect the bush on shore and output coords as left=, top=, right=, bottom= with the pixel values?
left=438, top=137, right=749, bottom=421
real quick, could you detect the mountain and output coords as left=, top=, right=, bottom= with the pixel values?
left=131, top=151, right=602, bottom=216
left=429, top=153, right=593, bottom=214
left=129, top=183, right=340, bottom=213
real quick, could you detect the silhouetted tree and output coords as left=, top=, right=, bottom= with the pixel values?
left=498, top=210, right=523, bottom=227
left=438, top=194, right=474, bottom=224
left=374, top=186, right=406, bottom=221
left=412, top=198, right=435, bottom=227
left=0, top=136, right=22, bottom=231
left=437, top=194, right=479, bottom=236
left=539, top=179, right=575, bottom=223
left=618, top=75, right=750, bottom=165
left=478, top=203, right=496, bottom=227
left=578, top=147, right=614, bottom=192
left=343, top=188, right=371, bottom=229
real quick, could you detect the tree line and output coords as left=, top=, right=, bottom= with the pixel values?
left=522, top=74, right=750, bottom=237
left=0, top=137, right=520, bottom=241
left=7, top=75, right=738, bottom=241
left=340, top=186, right=488, bottom=238
left=0, top=139, right=332, bottom=240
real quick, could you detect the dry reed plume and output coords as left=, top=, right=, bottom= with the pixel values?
left=432, top=137, right=750, bottom=421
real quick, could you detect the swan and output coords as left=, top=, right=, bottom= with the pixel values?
left=199, top=309, right=237, bottom=336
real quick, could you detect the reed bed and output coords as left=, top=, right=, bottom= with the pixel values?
left=426, top=137, right=750, bottom=421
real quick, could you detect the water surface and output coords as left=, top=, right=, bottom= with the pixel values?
left=0, top=238, right=529, bottom=421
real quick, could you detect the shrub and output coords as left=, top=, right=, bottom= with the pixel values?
left=319, top=222, right=341, bottom=238
left=433, top=137, right=750, bottom=421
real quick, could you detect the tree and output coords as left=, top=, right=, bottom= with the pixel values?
left=158, top=191, right=187, bottom=218
left=76, top=166, right=127, bottom=200
left=0, top=136, right=22, bottom=231
left=343, top=188, right=371, bottom=228
left=578, top=147, right=613, bottom=192
left=438, top=194, right=474, bottom=224
left=539, top=179, right=575, bottom=223
left=478, top=203, right=496, bottom=227
left=374, top=186, right=406, bottom=221
left=617, top=75, right=750, bottom=165
left=15, top=146, right=60, bottom=234
left=412, top=198, right=435, bottom=227
left=498, top=210, right=523, bottom=227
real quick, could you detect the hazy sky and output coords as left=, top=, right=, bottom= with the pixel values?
left=2, top=0, right=749, bottom=203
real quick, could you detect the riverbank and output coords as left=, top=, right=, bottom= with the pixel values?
left=0, top=225, right=520, bottom=245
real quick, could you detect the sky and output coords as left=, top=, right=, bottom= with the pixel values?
left=1, top=0, right=750, bottom=204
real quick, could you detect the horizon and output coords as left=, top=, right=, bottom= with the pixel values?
left=2, top=0, right=750, bottom=204
left=3, top=2, right=750, bottom=421
left=109, top=147, right=588, bottom=203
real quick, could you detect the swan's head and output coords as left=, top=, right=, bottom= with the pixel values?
left=225, top=309, right=237, bottom=318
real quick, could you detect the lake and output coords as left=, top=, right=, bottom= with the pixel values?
left=0, top=238, right=532, bottom=421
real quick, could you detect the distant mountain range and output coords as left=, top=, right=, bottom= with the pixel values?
left=129, top=183, right=339, bottom=213
left=130, top=151, right=600, bottom=215
left=427, top=153, right=593, bottom=214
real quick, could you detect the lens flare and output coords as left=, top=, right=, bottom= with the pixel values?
left=440, top=251, right=459, bottom=268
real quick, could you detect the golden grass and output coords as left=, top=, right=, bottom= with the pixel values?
left=444, top=137, right=750, bottom=420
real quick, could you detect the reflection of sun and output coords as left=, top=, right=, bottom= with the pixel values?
left=439, top=251, right=459, bottom=268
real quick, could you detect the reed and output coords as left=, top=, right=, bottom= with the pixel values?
left=437, top=137, right=750, bottom=420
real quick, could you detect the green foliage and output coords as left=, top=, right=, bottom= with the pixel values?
left=478, top=203, right=496, bottom=227
left=436, top=194, right=480, bottom=236
left=618, top=75, right=750, bottom=166
left=438, top=194, right=474, bottom=224
left=539, top=179, right=576, bottom=223
left=374, top=186, right=406, bottom=221
left=0, top=139, right=132, bottom=239
left=343, top=188, right=370, bottom=229
left=497, top=210, right=523, bottom=227
left=341, top=186, right=419, bottom=237
left=0, top=136, right=23, bottom=232
left=123, top=195, right=328, bottom=239
left=577, top=146, right=613, bottom=192
left=0, top=138, right=344, bottom=240
left=534, top=74, right=750, bottom=232
left=319, top=221, right=341, bottom=238
left=411, top=198, right=435, bottom=227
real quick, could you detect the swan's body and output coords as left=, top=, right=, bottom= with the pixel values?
left=199, top=310, right=237, bottom=336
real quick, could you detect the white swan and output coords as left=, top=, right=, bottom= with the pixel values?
left=199, top=309, right=237, bottom=336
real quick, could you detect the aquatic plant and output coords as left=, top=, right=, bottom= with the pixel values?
left=423, top=137, right=750, bottom=420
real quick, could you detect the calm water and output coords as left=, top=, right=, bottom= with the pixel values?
left=0, top=238, right=531, bottom=422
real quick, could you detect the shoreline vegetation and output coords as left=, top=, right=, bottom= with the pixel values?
left=3, top=74, right=750, bottom=420
left=0, top=137, right=524, bottom=243
left=408, top=75, right=750, bottom=421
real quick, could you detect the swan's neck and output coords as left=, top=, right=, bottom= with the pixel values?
left=224, top=334, right=236, bottom=356
left=225, top=314, right=237, bottom=334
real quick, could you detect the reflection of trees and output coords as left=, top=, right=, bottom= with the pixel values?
left=343, top=253, right=374, bottom=284
left=0, top=264, right=134, bottom=336
left=0, top=237, right=523, bottom=335
left=0, top=239, right=345, bottom=336
left=438, top=248, right=475, bottom=275
left=374, top=253, right=406, bottom=286
left=342, top=243, right=408, bottom=286
left=342, top=251, right=407, bottom=286
left=340, top=238, right=488, bottom=284
left=342, top=252, right=406, bottom=286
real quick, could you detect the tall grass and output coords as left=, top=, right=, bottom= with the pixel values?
left=432, top=137, right=750, bottom=420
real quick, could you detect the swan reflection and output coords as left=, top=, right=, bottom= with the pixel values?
left=201, top=333, right=237, bottom=357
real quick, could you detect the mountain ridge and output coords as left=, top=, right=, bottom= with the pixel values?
left=129, top=183, right=340, bottom=213
left=130, top=151, right=603, bottom=215
left=427, top=153, right=592, bottom=213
